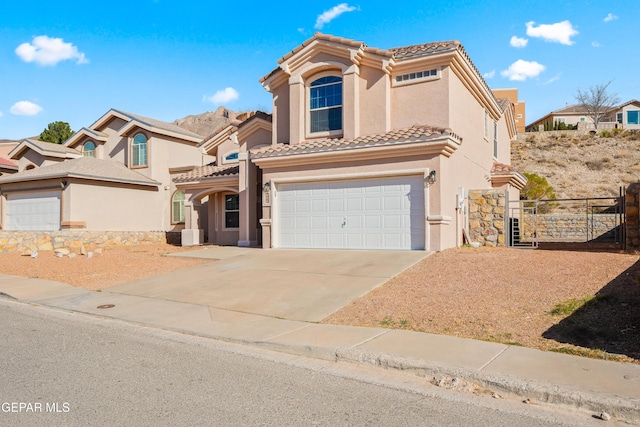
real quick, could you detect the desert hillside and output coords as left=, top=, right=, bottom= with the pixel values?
left=173, top=106, right=244, bottom=137
left=511, top=130, right=640, bottom=199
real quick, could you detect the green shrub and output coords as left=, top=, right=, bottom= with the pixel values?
left=520, top=173, right=558, bottom=213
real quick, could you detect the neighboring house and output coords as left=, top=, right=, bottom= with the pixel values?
left=0, top=109, right=208, bottom=233
left=492, top=89, right=526, bottom=133
left=0, top=157, right=18, bottom=176
left=177, top=33, right=525, bottom=251
left=526, top=99, right=640, bottom=131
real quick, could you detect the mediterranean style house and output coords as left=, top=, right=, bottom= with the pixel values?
left=0, top=109, right=209, bottom=233
left=0, top=33, right=525, bottom=252
left=177, top=33, right=525, bottom=251
left=526, top=99, right=640, bottom=132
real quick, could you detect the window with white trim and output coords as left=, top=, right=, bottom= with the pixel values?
left=309, top=76, right=342, bottom=133
left=222, top=151, right=239, bottom=164
left=484, top=110, right=489, bottom=139
left=172, top=190, right=185, bottom=223
left=395, top=68, right=438, bottom=83
left=224, top=194, right=240, bottom=229
left=132, top=133, right=148, bottom=167
left=83, top=141, right=96, bottom=158
left=493, top=121, right=498, bottom=158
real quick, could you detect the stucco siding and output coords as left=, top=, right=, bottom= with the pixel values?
left=390, top=68, right=450, bottom=130
left=358, top=65, right=389, bottom=136
left=69, top=182, right=162, bottom=231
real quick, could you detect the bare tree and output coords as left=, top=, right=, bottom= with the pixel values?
left=575, top=81, right=620, bottom=129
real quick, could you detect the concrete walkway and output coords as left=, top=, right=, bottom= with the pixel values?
left=1, top=248, right=639, bottom=424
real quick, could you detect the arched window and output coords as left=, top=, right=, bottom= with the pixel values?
left=309, top=76, right=342, bottom=133
left=222, top=151, right=239, bottom=164
left=132, top=133, right=147, bottom=166
left=172, top=190, right=185, bottom=223
left=83, top=141, right=96, bottom=158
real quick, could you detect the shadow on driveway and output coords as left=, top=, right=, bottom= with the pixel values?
left=542, top=259, right=640, bottom=361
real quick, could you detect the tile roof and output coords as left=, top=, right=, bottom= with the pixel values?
left=496, top=97, right=512, bottom=113
left=388, top=40, right=460, bottom=59
left=112, top=109, right=205, bottom=139
left=0, top=157, right=160, bottom=187
left=251, top=125, right=461, bottom=158
left=491, top=162, right=518, bottom=174
left=173, top=163, right=239, bottom=183
left=0, top=157, right=17, bottom=168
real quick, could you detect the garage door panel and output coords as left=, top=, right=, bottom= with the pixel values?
left=6, top=192, right=61, bottom=231
left=276, top=176, right=425, bottom=250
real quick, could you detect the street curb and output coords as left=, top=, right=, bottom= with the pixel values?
left=5, top=295, right=639, bottom=425
left=235, top=339, right=640, bottom=425
left=333, top=347, right=640, bottom=425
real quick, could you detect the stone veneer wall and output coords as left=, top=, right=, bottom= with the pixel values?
left=518, top=214, right=619, bottom=241
left=0, top=230, right=177, bottom=253
left=626, top=183, right=640, bottom=249
left=468, top=190, right=506, bottom=247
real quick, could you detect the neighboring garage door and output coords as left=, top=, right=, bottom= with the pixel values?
left=6, top=191, right=61, bottom=231
left=276, top=176, right=425, bottom=250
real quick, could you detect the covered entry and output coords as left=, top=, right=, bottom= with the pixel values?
left=274, top=175, right=425, bottom=250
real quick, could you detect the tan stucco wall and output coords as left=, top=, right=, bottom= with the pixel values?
left=391, top=68, right=450, bottom=131
left=68, top=181, right=162, bottom=230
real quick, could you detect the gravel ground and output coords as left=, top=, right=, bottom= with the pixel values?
left=2, top=243, right=638, bottom=362
left=323, top=246, right=640, bottom=363
left=0, top=243, right=209, bottom=291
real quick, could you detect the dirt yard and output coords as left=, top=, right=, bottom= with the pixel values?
left=0, top=243, right=210, bottom=291
left=324, top=247, right=640, bottom=363
left=1, top=243, right=638, bottom=363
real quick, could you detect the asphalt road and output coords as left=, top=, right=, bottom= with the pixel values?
left=0, top=298, right=613, bottom=426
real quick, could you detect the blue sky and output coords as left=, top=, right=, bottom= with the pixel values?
left=1, top=1, right=636, bottom=139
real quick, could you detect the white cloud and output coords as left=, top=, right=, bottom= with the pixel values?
left=604, top=13, right=618, bottom=22
left=510, top=36, right=528, bottom=48
left=15, top=35, right=88, bottom=66
left=206, top=87, right=239, bottom=104
left=500, top=60, right=546, bottom=81
left=525, top=20, right=578, bottom=45
left=483, top=70, right=495, bottom=79
left=10, top=101, right=43, bottom=116
left=314, top=3, right=357, bottom=29
left=543, top=74, right=561, bottom=85
left=592, top=41, right=601, bottom=48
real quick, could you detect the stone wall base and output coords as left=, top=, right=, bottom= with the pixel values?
left=0, top=230, right=171, bottom=253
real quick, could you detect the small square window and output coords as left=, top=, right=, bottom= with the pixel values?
left=416, top=71, right=423, bottom=78
left=430, top=69, right=437, bottom=76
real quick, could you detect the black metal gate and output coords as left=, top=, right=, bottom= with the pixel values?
left=507, top=187, right=626, bottom=250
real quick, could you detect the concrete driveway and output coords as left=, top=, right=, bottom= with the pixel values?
left=107, top=247, right=430, bottom=322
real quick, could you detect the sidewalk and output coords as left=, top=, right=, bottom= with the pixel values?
left=1, top=273, right=639, bottom=424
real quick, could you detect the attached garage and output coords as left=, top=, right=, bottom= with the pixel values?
left=275, top=176, right=425, bottom=250
left=5, top=191, right=61, bottom=231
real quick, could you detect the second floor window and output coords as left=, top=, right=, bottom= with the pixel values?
left=132, top=133, right=148, bottom=167
left=310, top=76, right=342, bottom=133
left=83, top=141, right=96, bottom=158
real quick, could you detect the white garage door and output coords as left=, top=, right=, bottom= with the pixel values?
left=276, top=176, right=425, bottom=250
left=6, top=191, right=61, bottom=231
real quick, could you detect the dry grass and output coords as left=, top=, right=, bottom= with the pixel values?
left=323, top=247, right=640, bottom=363
left=0, top=243, right=209, bottom=291
left=511, top=130, right=640, bottom=198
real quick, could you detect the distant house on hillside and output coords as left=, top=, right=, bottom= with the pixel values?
left=492, top=89, right=526, bottom=133
left=526, top=99, right=640, bottom=132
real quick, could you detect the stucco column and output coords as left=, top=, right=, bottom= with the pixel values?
left=343, top=64, right=360, bottom=140
left=289, top=75, right=305, bottom=145
left=238, top=151, right=257, bottom=247
left=181, top=202, right=203, bottom=246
